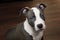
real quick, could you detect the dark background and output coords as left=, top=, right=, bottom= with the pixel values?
left=0, top=0, right=60, bottom=40
left=0, top=0, right=32, bottom=3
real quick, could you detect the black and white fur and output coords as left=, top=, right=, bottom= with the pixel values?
left=6, top=3, right=46, bottom=40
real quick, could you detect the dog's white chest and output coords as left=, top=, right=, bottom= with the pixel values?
left=24, top=18, right=34, bottom=36
left=33, top=31, right=43, bottom=40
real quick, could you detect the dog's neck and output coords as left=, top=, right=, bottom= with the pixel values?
left=24, top=18, right=44, bottom=40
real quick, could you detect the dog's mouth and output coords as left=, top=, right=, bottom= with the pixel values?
left=34, top=29, right=44, bottom=35
left=35, top=28, right=44, bottom=33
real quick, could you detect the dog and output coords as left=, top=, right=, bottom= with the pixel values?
left=6, top=3, right=46, bottom=40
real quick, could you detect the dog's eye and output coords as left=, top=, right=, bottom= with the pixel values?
left=40, top=14, right=45, bottom=20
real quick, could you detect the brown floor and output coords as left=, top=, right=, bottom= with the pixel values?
left=0, top=0, right=60, bottom=40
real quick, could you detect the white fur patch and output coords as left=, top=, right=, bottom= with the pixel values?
left=24, top=18, right=34, bottom=35
left=31, top=7, right=46, bottom=31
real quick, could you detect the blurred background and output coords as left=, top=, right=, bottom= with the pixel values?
left=0, top=0, right=60, bottom=40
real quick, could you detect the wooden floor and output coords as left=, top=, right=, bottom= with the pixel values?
left=0, top=0, right=60, bottom=40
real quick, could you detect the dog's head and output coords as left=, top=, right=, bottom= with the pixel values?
left=20, top=3, right=46, bottom=31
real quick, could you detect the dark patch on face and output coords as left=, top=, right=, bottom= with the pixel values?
left=26, top=10, right=36, bottom=27
left=39, top=9, right=45, bottom=21
left=40, top=13, right=45, bottom=21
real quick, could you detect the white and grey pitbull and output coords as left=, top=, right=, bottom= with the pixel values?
left=6, top=3, right=46, bottom=40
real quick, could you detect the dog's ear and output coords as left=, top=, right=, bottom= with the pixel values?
left=20, top=7, right=29, bottom=15
left=38, top=3, right=46, bottom=10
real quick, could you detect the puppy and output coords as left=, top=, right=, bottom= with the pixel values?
left=6, top=3, right=46, bottom=40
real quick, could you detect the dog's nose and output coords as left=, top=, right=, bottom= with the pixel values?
left=37, top=24, right=43, bottom=29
